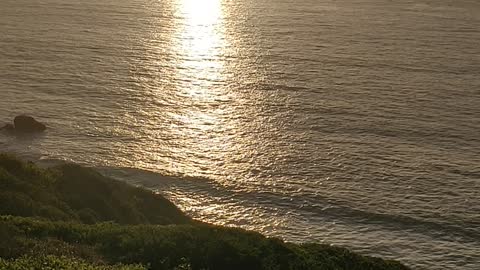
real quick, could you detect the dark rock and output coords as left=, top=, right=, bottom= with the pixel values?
left=0, top=123, right=15, bottom=132
left=13, top=115, right=46, bottom=133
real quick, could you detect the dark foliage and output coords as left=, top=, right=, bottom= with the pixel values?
left=0, top=153, right=190, bottom=225
left=0, top=216, right=409, bottom=270
left=0, top=255, right=145, bottom=270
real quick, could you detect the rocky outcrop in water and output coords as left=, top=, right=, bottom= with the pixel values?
left=0, top=123, right=15, bottom=132
left=1, top=115, right=46, bottom=133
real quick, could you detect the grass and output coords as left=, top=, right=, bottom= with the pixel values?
left=0, top=153, right=190, bottom=225
left=0, top=256, right=146, bottom=270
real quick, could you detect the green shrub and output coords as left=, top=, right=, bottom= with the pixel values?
left=0, top=154, right=190, bottom=225
left=0, top=255, right=146, bottom=270
left=0, top=216, right=409, bottom=270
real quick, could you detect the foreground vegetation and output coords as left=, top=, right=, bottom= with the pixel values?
left=0, top=153, right=189, bottom=225
left=0, top=256, right=146, bottom=270
left=0, top=153, right=410, bottom=270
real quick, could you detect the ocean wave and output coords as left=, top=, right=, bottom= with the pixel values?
left=96, top=165, right=480, bottom=245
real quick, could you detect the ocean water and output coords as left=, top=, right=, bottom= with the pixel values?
left=1, top=0, right=479, bottom=268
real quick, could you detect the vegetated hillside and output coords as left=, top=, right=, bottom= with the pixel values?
left=0, top=216, right=409, bottom=270
left=0, top=153, right=190, bottom=225
left=0, top=154, right=411, bottom=270
left=0, top=255, right=146, bottom=270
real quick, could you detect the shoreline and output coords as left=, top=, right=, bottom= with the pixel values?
left=0, top=153, right=410, bottom=269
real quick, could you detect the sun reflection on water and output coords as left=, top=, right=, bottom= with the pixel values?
left=176, top=0, right=226, bottom=94
left=166, top=0, right=234, bottom=177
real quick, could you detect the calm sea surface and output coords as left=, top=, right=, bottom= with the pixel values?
left=1, top=0, right=479, bottom=268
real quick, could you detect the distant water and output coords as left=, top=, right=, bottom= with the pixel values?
left=1, top=0, right=479, bottom=268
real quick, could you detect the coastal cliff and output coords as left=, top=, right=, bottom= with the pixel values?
left=0, top=153, right=409, bottom=270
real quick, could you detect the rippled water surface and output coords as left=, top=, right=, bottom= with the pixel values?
left=1, top=0, right=480, bottom=268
